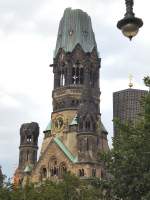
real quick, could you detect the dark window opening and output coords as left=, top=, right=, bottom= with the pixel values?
left=71, top=100, right=75, bottom=106
left=60, top=73, right=65, bottom=86
left=62, top=166, right=67, bottom=173
left=97, top=136, right=99, bottom=146
left=76, top=100, right=79, bottom=105
left=19, top=178, right=23, bottom=185
left=54, top=101, right=65, bottom=110
left=71, top=99, right=79, bottom=107
left=79, top=168, right=84, bottom=177
left=90, top=71, right=94, bottom=87
left=50, top=167, right=58, bottom=176
left=84, top=116, right=96, bottom=132
left=42, top=168, right=47, bottom=178
left=92, top=168, right=96, bottom=177
left=54, top=160, right=57, bottom=165
left=53, top=167, right=57, bottom=175
left=93, top=122, right=96, bottom=131
left=85, top=120, right=90, bottom=130
left=59, top=163, right=67, bottom=177
left=27, top=135, right=32, bottom=143
left=80, top=68, right=84, bottom=84
left=79, top=122, right=83, bottom=130
left=33, top=136, right=37, bottom=144
left=101, top=170, right=105, bottom=178
left=72, top=65, right=84, bottom=85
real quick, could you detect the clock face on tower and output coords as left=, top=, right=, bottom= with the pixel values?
left=54, top=115, right=64, bottom=132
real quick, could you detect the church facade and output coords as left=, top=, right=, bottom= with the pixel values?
left=14, top=8, right=109, bottom=184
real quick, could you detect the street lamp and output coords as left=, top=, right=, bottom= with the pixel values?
left=117, top=0, right=143, bottom=40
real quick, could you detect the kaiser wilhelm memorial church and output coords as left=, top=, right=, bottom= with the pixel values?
left=14, top=8, right=109, bottom=184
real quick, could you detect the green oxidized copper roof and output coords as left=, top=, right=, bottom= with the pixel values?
left=54, top=136, right=78, bottom=163
left=44, top=121, right=51, bottom=133
left=70, top=114, right=78, bottom=126
left=24, top=164, right=33, bottom=173
left=54, top=8, right=97, bottom=57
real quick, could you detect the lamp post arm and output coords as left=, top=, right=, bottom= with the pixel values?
left=125, top=0, right=134, bottom=17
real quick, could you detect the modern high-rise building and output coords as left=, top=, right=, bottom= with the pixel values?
left=113, top=88, right=148, bottom=135
left=14, top=8, right=109, bottom=184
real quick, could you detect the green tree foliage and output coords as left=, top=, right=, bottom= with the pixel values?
left=1, top=77, right=149, bottom=200
left=0, top=172, right=103, bottom=200
left=0, top=167, right=4, bottom=189
left=144, top=76, right=150, bottom=91
left=100, top=77, right=150, bottom=200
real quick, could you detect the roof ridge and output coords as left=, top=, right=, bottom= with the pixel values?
left=34, top=138, right=53, bottom=168
left=33, top=136, right=78, bottom=172
left=54, top=136, right=78, bottom=163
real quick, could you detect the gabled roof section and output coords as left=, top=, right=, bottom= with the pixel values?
left=54, top=136, right=78, bottom=163
left=24, top=164, right=33, bottom=173
left=70, top=114, right=78, bottom=126
left=54, top=8, right=98, bottom=57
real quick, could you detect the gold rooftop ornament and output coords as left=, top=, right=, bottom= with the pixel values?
left=129, top=74, right=133, bottom=88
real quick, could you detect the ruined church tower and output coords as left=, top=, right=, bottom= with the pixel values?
left=31, top=8, right=109, bottom=182
left=15, top=8, right=109, bottom=184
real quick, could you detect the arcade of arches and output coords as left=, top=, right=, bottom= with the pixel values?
left=40, top=157, right=97, bottom=180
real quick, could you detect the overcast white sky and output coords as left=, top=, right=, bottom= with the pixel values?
left=0, top=0, right=149, bottom=178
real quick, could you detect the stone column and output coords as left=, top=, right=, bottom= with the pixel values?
left=64, top=62, right=72, bottom=86
left=54, top=70, right=60, bottom=89
left=84, top=66, right=90, bottom=87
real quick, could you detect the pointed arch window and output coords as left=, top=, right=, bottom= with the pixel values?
left=42, top=167, right=47, bottom=179
left=79, top=117, right=84, bottom=131
left=60, top=64, right=67, bottom=87
left=50, top=166, right=59, bottom=176
left=79, top=168, right=84, bottom=176
left=60, top=71, right=65, bottom=86
left=26, top=135, right=32, bottom=143
left=84, top=116, right=96, bottom=132
left=93, top=121, right=96, bottom=131
left=85, top=120, right=91, bottom=130
left=72, top=64, right=84, bottom=85
left=92, top=168, right=96, bottom=177
left=59, top=162, right=67, bottom=177
left=90, top=70, right=95, bottom=87
left=49, top=157, right=59, bottom=177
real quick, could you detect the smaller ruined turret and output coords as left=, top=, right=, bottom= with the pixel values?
left=19, top=122, right=39, bottom=171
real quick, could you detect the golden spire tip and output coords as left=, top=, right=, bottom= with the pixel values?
left=128, top=74, right=133, bottom=88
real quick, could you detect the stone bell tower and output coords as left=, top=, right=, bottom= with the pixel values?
left=30, top=8, right=109, bottom=183
left=14, top=122, right=39, bottom=184
left=51, top=8, right=100, bottom=137
left=18, top=122, right=39, bottom=170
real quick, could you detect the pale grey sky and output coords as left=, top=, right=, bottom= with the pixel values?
left=0, top=0, right=149, bottom=178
